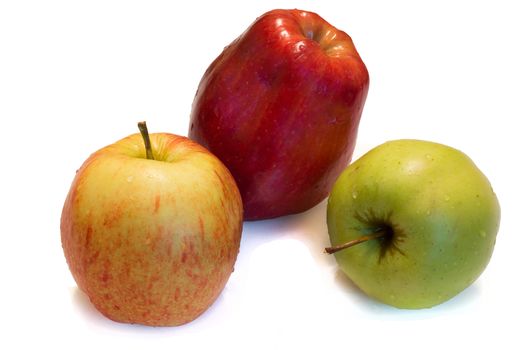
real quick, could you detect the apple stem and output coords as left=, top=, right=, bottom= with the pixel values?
left=138, top=121, right=154, bottom=160
left=324, top=230, right=387, bottom=254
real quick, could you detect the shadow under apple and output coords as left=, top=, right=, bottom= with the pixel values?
left=273, top=199, right=334, bottom=265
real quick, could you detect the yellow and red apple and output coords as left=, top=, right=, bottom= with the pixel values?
left=61, top=123, right=243, bottom=326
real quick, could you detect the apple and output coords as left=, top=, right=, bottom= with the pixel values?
left=61, top=122, right=243, bottom=326
left=189, top=9, right=369, bottom=220
left=325, top=139, right=500, bottom=309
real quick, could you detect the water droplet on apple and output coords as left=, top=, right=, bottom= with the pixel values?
left=352, top=191, right=358, bottom=199
left=293, top=41, right=306, bottom=53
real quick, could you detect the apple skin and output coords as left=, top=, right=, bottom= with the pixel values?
left=61, top=133, right=243, bottom=326
left=327, top=139, right=500, bottom=309
left=189, top=9, right=369, bottom=220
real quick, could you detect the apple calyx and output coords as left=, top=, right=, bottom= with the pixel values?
left=324, top=229, right=389, bottom=254
left=138, top=121, right=154, bottom=160
left=295, top=11, right=358, bottom=58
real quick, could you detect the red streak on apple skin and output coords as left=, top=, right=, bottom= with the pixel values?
left=154, top=195, right=160, bottom=213
left=213, top=170, right=227, bottom=194
left=102, top=205, right=123, bottom=228
left=163, top=231, right=173, bottom=258
left=100, top=259, right=112, bottom=283
left=198, top=216, right=205, bottom=240
left=85, top=225, right=93, bottom=248
left=189, top=9, right=369, bottom=220
left=173, top=287, right=181, bottom=301
left=101, top=271, right=110, bottom=283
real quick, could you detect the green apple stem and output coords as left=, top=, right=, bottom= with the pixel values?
left=138, top=121, right=154, bottom=160
left=324, top=230, right=387, bottom=254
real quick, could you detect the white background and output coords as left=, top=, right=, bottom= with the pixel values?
left=1, top=0, right=524, bottom=349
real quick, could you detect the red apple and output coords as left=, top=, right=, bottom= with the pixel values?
left=61, top=123, right=243, bottom=326
left=189, top=9, right=369, bottom=220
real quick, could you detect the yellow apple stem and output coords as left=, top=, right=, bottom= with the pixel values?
left=324, top=230, right=387, bottom=254
left=138, top=121, right=154, bottom=160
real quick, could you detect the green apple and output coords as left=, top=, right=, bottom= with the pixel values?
left=325, top=139, right=500, bottom=309
left=61, top=122, right=243, bottom=326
